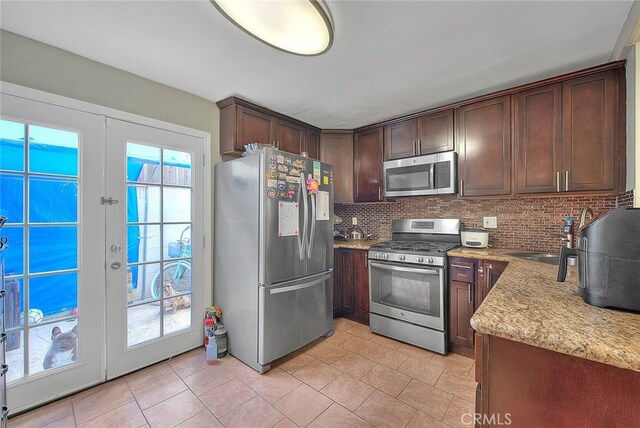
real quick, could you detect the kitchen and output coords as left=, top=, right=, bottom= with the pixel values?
left=1, top=1, right=640, bottom=427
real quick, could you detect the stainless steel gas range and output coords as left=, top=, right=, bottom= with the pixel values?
left=368, top=219, right=461, bottom=354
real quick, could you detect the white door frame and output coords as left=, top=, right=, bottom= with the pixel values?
left=0, top=81, right=212, bottom=411
left=104, top=118, right=206, bottom=379
left=0, top=93, right=105, bottom=413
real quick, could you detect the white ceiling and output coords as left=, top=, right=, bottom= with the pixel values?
left=0, top=1, right=634, bottom=129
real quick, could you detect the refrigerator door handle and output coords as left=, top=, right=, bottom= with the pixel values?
left=307, top=191, right=316, bottom=259
left=297, top=183, right=306, bottom=260
left=300, top=178, right=309, bottom=260
left=269, top=275, right=326, bottom=294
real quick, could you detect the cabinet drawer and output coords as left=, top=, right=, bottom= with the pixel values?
left=449, top=259, right=476, bottom=283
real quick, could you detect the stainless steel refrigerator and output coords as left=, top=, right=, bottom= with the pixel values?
left=214, top=148, right=334, bottom=373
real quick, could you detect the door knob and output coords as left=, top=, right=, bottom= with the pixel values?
left=111, top=243, right=122, bottom=252
left=110, top=262, right=122, bottom=269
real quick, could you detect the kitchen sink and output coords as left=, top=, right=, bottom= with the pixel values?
left=505, top=251, right=576, bottom=266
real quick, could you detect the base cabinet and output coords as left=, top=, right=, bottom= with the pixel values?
left=334, top=249, right=369, bottom=325
left=448, top=257, right=507, bottom=358
left=475, top=334, right=640, bottom=427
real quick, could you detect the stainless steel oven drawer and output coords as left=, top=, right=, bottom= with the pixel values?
left=370, top=313, right=447, bottom=354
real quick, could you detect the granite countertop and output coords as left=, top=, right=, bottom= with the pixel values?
left=452, top=248, right=640, bottom=373
left=333, top=239, right=386, bottom=250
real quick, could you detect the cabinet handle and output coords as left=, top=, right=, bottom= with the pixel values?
left=450, top=264, right=471, bottom=270
left=556, top=171, right=560, bottom=192
left=378, top=186, right=382, bottom=200
left=460, top=180, right=464, bottom=196
left=467, top=284, right=472, bottom=304
left=417, top=139, right=421, bottom=154
left=486, top=264, right=492, bottom=289
left=565, top=170, right=569, bottom=192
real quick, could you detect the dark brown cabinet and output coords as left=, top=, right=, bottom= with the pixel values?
left=334, top=249, right=370, bottom=325
left=320, top=131, right=354, bottom=203
left=515, top=83, right=562, bottom=194
left=450, top=280, right=475, bottom=350
left=562, top=70, right=617, bottom=192
left=305, top=128, right=320, bottom=160
left=456, top=96, right=512, bottom=197
left=448, top=256, right=507, bottom=358
left=384, top=110, right=454, bottom=160
left=476, top=260, right=508, bottom=307
left=354, top=126, right=385, bottom=202
left=218, top=97, right=321, bottom=157
left=223, top=104, right=272, bottom=153
left=272, top=117, right=305, bottom=154
left=475, top=335, right=640, bottom=427
left=515, top=69, right=619, bottom=195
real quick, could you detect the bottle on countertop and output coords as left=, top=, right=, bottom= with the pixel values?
left=562, top=217, right=575, bottom=248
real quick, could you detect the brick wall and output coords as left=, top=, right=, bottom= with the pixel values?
left=334, top=190, right=635, bottom=253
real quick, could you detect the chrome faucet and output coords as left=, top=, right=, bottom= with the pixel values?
left=578, top=207, right=594, bottom=230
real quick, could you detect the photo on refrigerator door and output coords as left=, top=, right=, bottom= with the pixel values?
left=125, top=143, right=193, bottom=347
left=0, top=119, right=80, bottom=380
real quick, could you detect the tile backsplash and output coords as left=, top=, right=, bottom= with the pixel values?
left=334, top=190, right=635, bottom=253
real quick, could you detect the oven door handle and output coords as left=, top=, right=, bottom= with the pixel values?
left=369, top=261, right=440, bottom=276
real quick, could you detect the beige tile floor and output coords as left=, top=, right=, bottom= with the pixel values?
left=8, top=318, right=476, bottom=428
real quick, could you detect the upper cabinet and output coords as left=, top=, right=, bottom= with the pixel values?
left=384, top=109, right=454, bottom=160
left=515, top=69, right=619, bottom=195
left=272, top=117, right=305, bottom=154
left=305, top=128, right=320, bottom=160
left=217, top=97, right=321, bottom=157
left=562, top=70, right=617, bottom=192
left=515, top=83, right=562, bottom=194
left=456, top=96, right=512, bottom=197
left=320, top=131, right=354, bottom=203
left=354, top=126, right=385, bottom=202
left=219, top=62, right=624, bottom=201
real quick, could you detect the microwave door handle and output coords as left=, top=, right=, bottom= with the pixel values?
left=430, top=163, right=436, bottom=189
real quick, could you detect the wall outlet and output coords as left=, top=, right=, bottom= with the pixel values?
left=483, top=216, right=498, bottom=229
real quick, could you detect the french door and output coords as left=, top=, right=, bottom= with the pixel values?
left=1, top=90, right=208, bottom=411
left=104, top=119, right=205, bottom=379
left=0, top=94, right=104, bottom=412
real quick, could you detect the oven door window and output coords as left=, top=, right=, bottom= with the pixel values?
left=369, top=261, right=442, bottom=321
left=385, top=164, right=432, bottom=192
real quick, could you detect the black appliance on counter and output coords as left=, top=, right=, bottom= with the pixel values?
left=557, top=207, right=640, bottom=312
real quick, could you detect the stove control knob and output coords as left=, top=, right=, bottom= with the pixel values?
left=373, top=252, right=379, bottom=259
left=383, top=253, right=389, bottom=260
left=398, top=255, right=406, bottom=261
left=428, top=257, right=434, bottom=264
left=417, top=256, right=424, bottom=263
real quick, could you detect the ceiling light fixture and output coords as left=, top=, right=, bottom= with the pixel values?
left=211, top=0, right=333, bottom=56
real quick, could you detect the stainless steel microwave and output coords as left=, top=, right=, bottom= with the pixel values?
left=383, top=151, right=457, bottom=197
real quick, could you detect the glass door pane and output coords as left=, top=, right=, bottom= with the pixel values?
left=0, top=119, right=80, bottom=381
left=126, top=144, right=193, bottom=347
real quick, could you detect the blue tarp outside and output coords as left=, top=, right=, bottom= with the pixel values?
left=0, top=136, right=188, bottom=318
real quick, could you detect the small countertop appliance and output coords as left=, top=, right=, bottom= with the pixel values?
left=557, top=207, right=640, bottom=312
left=461, top=227, right=489, bottom=248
